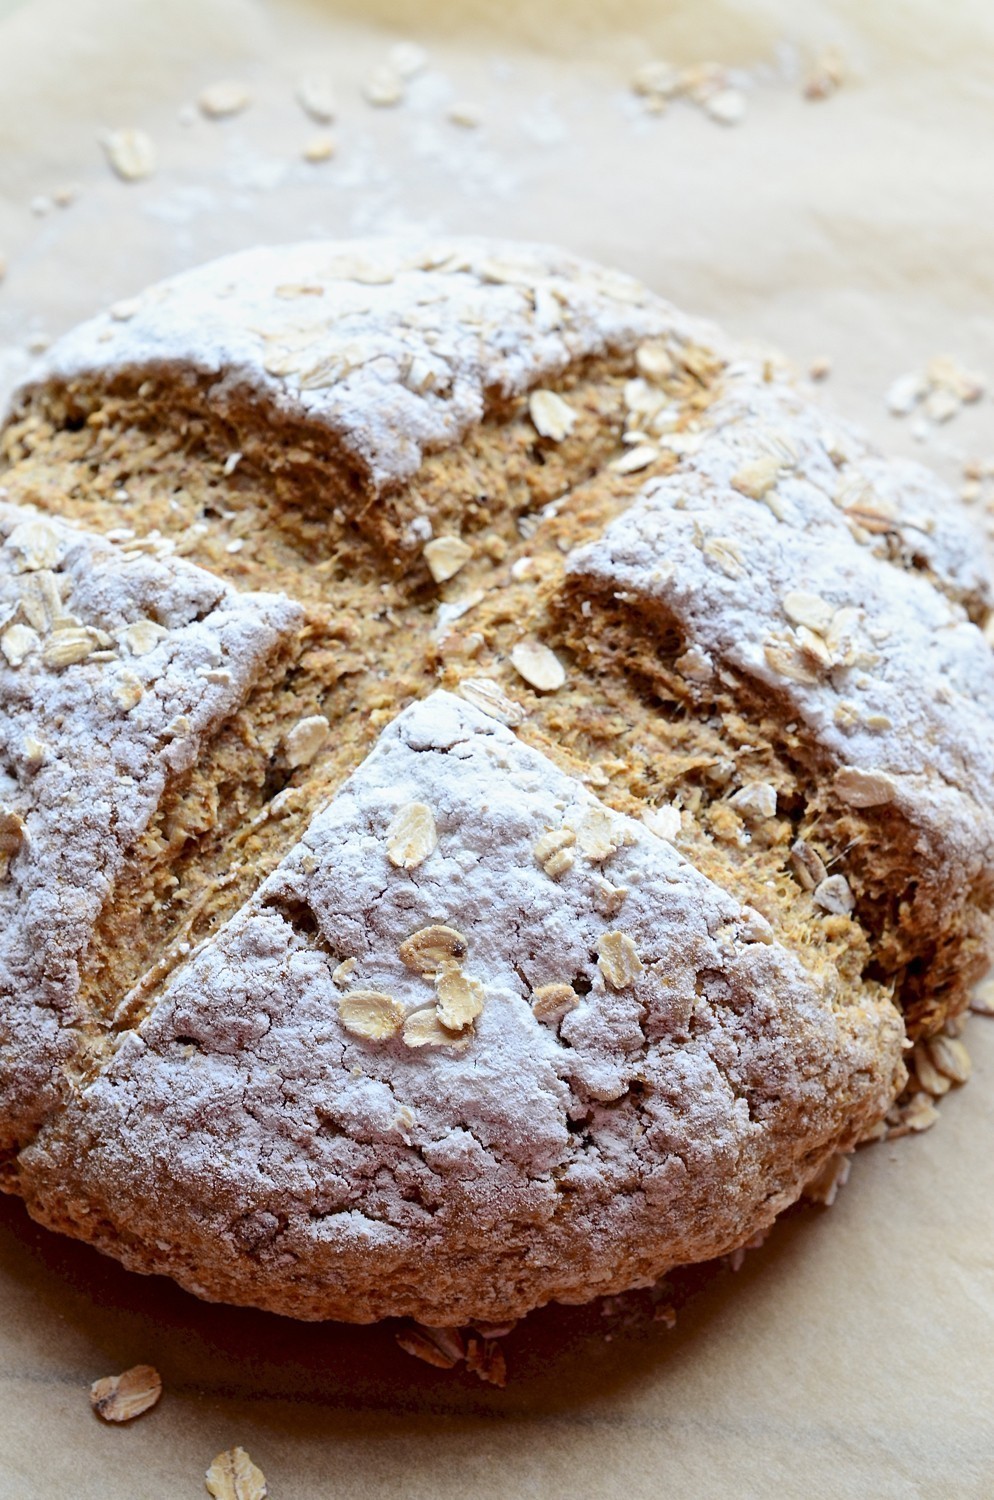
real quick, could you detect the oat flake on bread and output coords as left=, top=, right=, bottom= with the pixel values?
left=0, top=237, right=991, bottom=1324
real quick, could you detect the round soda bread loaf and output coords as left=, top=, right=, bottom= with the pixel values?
left=0, top=238, right=992, bottom=1325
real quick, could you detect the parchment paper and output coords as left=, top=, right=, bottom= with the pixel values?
left=1, top=3, right=992, bottom=1495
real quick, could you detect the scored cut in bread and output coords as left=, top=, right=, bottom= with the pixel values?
left=0, top=238, right=990, bottom=1323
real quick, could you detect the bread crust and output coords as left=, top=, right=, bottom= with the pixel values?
left=0, top=237, right=990, bottom=1322
left=18, top=694, right=904, bottom=1323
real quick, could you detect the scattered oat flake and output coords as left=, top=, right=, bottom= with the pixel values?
left=782, top=589, right=834, bottom=636
left=809, top=356, right=832, bottom=381
left=913, top=1045, right=951, bottom=1097
left=970, top=979, right=994, bottom=1015
left=739, top=907, right=774, bottom=944
left=531, top=982, right=579, bottom=1025
left=296, top=74, right=336, bottom=123
left=611, top=443, right=657, bottom=474
left=534, top=826, right=576, bottom=878
left=198, top=81, right=251, bottom=119
left=89, top=1364, right=162, bottom=1423
left=332, top=957, right=357, bottom=989
left=728, top=782, right=777, bottom=820
left=435, top=590, right=484, bottom=635
left=597, top=931, right=644, bottom=989
left=892, top=1093, right=940, bottom=1136
left=43, top=627, right=99, bottom=670
left=6, top=519, right=62, bottom=573
left=701, top=536, right=745, bottom=578
left=812, top=874, right=855, bottom=916
left=363, top=64, right=404, bottom=106
left=423, top=535, right=473, bottom=583
left=928, top=354, right=985, bottom=402
left=635, top=342, right=675, bottom=381
left=925, top=1034, right=971, bottom=1084
left=390, top=41, right=428, bottom=78
left=528, top=388, right=576, bottom=442
left=396, top=1326, right=464, bottom=1369
left=632, top=59, right=681, bottom=99
left=705, top=87, right=746, bottom=125
left=435, top=968, right=485, bottom=1029
left=399, top=924, right=468, bottom=975
left=790, top=838, right=828, bottom=891
left=886, top=371, right=925, bottom=416
left=448, top=102, right=481, bottom=128
left=834, top=766, right=896, bottom=808
left=803, top=1152, right=851, bottom=1207
left=111, top=670, right=144, bottom=711
left=642, top=804, right=681, bottom=842
left=576, top=806, right=630, bottom=861
left=205, top=1446, right=268, bottom=1500
left=466, top=1336, right=507, bottom=1387
left=386, top=802, right=438, bottom=869
left=403, top=1007, right=468, bottom=1050
left=110, top=297, right=142, bottom=322
left=101, top=128, right=156, bottom=181
left=457, top=677, right=525, bottom=727
left=1, top=624, right=40, bottom=667
left=21, top=736, right=47, bottom=769
left=302, top=133, right=336, bottom=163
left=0, top=806, right=26, bottom=873
left=804, top=50, right=845, bottom=100
left=510, top=639, right=565, bottom=693
left=731, top=454, right=781, bottom=499
left=122, top=619, right=168, bottom=656
left=284, top=714, right=330, bottom=768
left=924, top=387, right=960, bottom=424
left=339, top=990, right=404, bottom=1042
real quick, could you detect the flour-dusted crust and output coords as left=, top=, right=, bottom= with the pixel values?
left=21, top=241, right=985, bottom=584
left=0, top=503, right=302, bottom=1158
left=25, top=238, right=689, bottom=493
left=566, top=373, right=994, bottom=860
left=1, top=237, right=992, bottom=1325
left=563, top=374, right=994, bottom=1021
left=18, top=693, right=904, bottom=1323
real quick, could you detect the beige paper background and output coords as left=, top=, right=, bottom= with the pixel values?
left=1, top=2, right=993, bottom=1495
